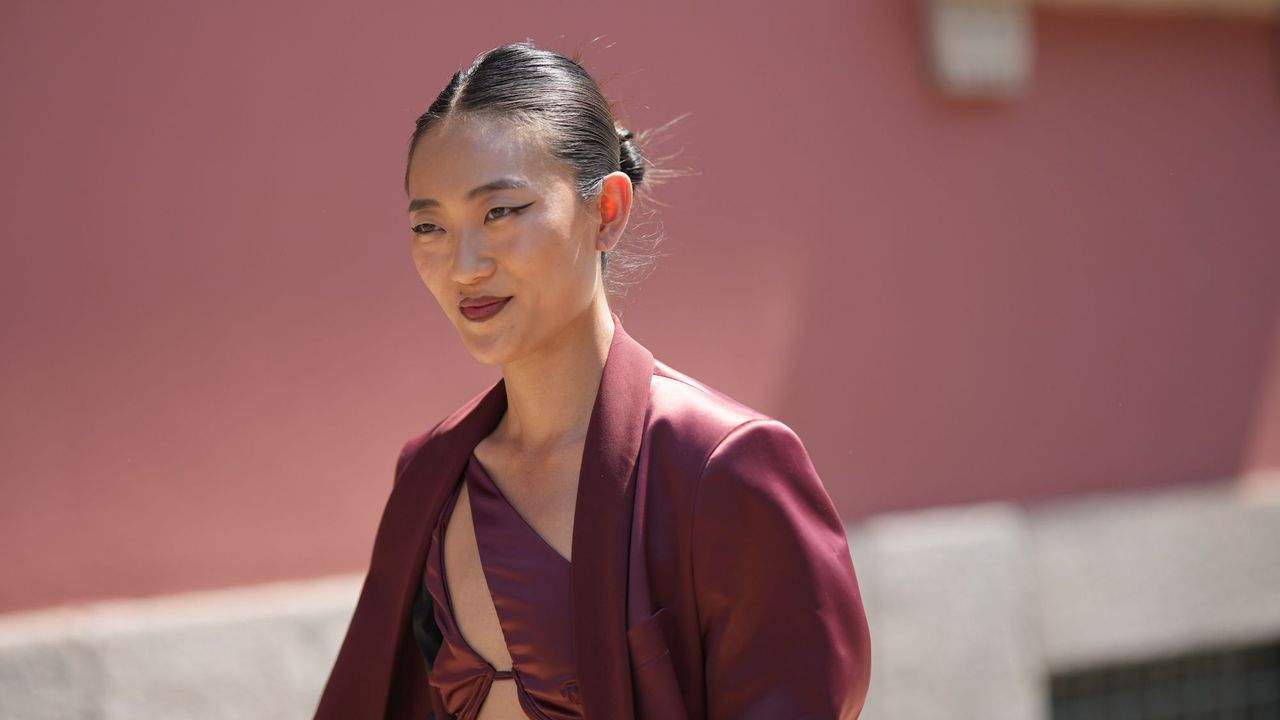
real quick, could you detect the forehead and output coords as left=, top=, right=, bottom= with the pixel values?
left=406, top=115, right=572, bottom=200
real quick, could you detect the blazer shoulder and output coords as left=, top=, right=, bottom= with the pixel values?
left=648, top=358, right=781, bottom=461
left=393, top=381, right=499, bottom=486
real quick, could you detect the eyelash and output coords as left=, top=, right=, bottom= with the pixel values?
left=411, top=202, right=535, bottom=236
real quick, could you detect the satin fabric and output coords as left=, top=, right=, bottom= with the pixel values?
left=421, top=453, right=582, bottom=720
left=316, top=312, right=872, bottom=719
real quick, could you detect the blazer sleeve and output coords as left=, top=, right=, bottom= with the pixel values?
left=315, top=430, right=438, bottom=719
left=692, top=419, right=872, bottom=720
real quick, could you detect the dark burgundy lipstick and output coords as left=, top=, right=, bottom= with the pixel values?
left=459, top=296, right=512, bottom=322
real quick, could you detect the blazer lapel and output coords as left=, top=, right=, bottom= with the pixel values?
left=318, top=371, right=507, bottom=718
left=571, top=312, right=654, bottom=719
left=318, top=311, right=653, bottom=719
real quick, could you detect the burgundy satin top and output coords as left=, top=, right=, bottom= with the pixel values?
left=421, top=452, right=584, bottom=720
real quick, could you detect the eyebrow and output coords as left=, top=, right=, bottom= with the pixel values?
left=407, top=178, right=531, bottom=213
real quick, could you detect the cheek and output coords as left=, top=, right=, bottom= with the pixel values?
left=410, top=246, right=448, bottom=291
left=520, top=238, right=593, bottom=297
left=524, top=210, right=596, bottom=272
left=410, top=239, right=445, bottom=269
left=409, top=249, right=430, bottom=279
left=498, top=221, right=562, bottom=272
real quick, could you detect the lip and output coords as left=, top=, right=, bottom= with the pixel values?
left=459, top=296, right=512, bottom=322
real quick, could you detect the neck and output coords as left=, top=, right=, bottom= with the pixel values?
left=493, top=296, right=616, bottom=456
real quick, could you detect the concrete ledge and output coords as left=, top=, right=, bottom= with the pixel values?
left=853, top=503, right=1048, bottom=720
left=0, top=576, right=360, bottom=720
left=1030, top=480, right=1280, bottom=671
left=2, top=480, right=1278, bottom=719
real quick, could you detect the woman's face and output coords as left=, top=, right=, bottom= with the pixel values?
left=405, top=114, right=620, bottom=366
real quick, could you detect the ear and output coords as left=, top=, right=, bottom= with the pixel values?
left=594, top=171, right=633, bottom=254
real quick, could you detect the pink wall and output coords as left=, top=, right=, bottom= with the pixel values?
left=1, top=2, right=1276, bottom=613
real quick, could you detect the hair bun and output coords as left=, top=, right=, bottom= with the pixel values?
left=615, top=125, right=645, bottom=187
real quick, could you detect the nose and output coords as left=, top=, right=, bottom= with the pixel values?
left=449, top=226, right=496, bottom=285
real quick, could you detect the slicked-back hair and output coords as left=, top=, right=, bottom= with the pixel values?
left=405, top=42, right=667, bottom=298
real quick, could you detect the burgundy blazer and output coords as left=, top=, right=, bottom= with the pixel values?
left=315, top=312, right=872, bottom=719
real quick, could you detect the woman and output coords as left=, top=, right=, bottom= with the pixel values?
left=316, top=42, right=871, bottom=720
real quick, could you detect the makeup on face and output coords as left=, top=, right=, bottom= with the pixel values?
left=459, top=296, right=513, bottom=322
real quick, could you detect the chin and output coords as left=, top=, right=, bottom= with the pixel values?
left=466, top=349, right=509, bottom=367
left=455, top=327, right=517, bottom=367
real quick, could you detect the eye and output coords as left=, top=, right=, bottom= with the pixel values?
left=411, top=222, right=441, bottom=236
left=487, top=201, right=535, bottom=222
